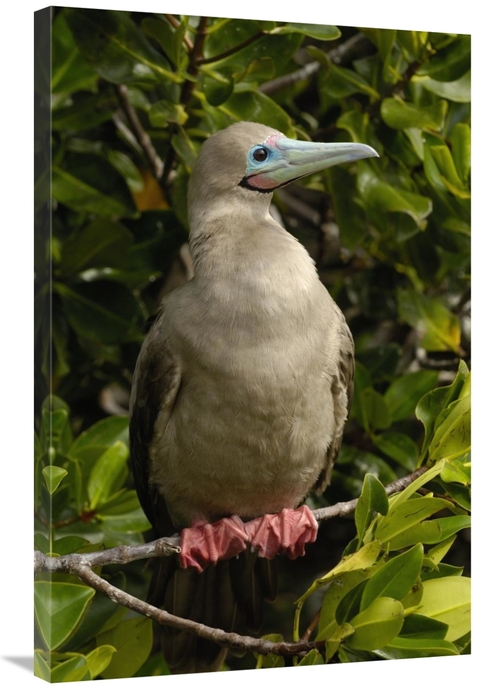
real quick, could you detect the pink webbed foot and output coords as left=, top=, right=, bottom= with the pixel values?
left=244, top=505, right=318, bottom=560
left=179, top=515, right=248, bottom=572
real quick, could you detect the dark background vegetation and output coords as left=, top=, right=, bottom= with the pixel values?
left=34, top=7, right=470, bottom=680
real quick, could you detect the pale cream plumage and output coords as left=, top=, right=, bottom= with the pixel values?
left=129, top=122, right=376, bottom=672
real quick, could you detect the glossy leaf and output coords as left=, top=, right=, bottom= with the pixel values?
left=86, top=645, right=117, bottom=679
left=414, top=71, right=470, bottom=103
left=149, top=100, right=189, bottom=127
left=97, top=617, right=153, bottom=679
left=318, top=571, right=372, bottom=640
left=355, top=473, right=389, bottom=542
left=52, top=158, right=137, bottom=219
left=381, top=97, right=447, bottom=131
left=418, top=576, right=471, bottom=641
left=52, top=12, right=99, bottom=95
left=450, top=123, right=471, bottom=184
left=387, top=515, right=471, bottom=551
left=87, top=440, right=129, bottom=509
left=358, top=167, right=432, bottom=231
left=346, top=597, right=404, bottom=651
left=372, top=432, right=420, bottom=472
left=428, top=395, right=471, bottom=462
left=34, top=581, right=95, bottom=650
left=271, top=23, right=341, bottom=40
left=360, top=544, right=424, bottom=610
left=42, top=466, right=68, bottom=495
left=375, top=496, right=451, bottom=545
left=384, top=370, right=439, bottom=422
left=70, top=416, right=129, bottom=454
left=219, top=90, right=294, bottom=137
left=397, top=288, right=461, bottom=353
left=55, top=281, right=144, bottom=344
left=376, top=636, right=459, bottom=659
left=417, top=36, right=470, bottom=81
left=51, top=655, right=90, bottom=682
left=59, top=220, right=134, bottom=275
left=298, top=649, right=325, bottom=665
left=65, top=8, right=180, bottom=85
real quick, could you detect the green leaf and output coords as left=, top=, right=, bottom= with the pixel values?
left=360, top=544, right=424, bottom=610
left=372, top=432, right=420, bottom=472
left=52, top=12, right=99, bottom=95
left=34, top=650, right=51, bottom=681
left=141, top=16, right=184, bottom=67
left=346, top=597, right=404, bottom=651
left=34, top=581, right=95, bottom=650
left=414, top=71, right=470, bottom=103
left=218, top=90, right=294, bottom=137
left=400, top=613, right=449, bottom=639
left=427, top=393, right=471, bottom=462
left=357, top=388, right=392, bottom=432
left=42, top=466, right=68, bottom=495
left=85, top=645, right=117, bottom=679
left=149, top=100, right=189, bottom=127
left=374, top=496, right=451, bottom=546
left=358, top=167, right=432, bottom=231
left=51, top=536, right=90, bottom=556
left=381, top=97, right=448, bottom=131
left=430, top=145, right=470, bottom=199
left=418, top=576, right=471, bottom=641
left=65, top=8, right=181, bottom=85
left=70, top=416, right=129, bottom=454
left=97, top=617, right=153, bottom=679
left=87, top=440, right=129, bottom=510
left=440, top=457, right=470, bottom=485
left=298, top=649, right=325, bottom=665
left=376, top=636, right=459, bottom=659
left=450, top=123, right=471, bottom=184
left=51, top=654, right=91, bottom=682
left=324, top=624, right=355, bottom=661
left=55, top=281, right=144, bottom=344
left=355, top=473, right=389, bottom=543
left=384, top=370, right=439, bottom=422
left=323, top=63, right=379, bottom=100
left=200, top=69, right=235, bottom=107
left=417, top=36, right=470, bottom=81
left=424, top=535, right=457, bottom=568
left=53, top=158, right=137, bottom=219
left=59, top=220, right=134, bottom=275
left=318, top=571, right=372, bottom=640
left=99, top=506, right=151, bottom=533
left=387, top=515, right=471, bottom=551
left=397, top=288, right=461, bottom=353
left=271, top=23, right=341, bottom=40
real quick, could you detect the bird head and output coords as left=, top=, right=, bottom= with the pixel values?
left=189, top=121, right=377, bottom=194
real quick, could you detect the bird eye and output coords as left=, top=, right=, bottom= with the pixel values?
left=252, top=147, right=268, bottom=162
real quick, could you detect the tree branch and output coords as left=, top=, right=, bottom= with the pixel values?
left=34, top=467, right=428, bottom=658
left=114, top=84, right=164, bottom=181
left=259, top=33, right=371, bottom=96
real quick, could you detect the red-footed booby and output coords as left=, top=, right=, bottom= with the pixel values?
left=130, top=121, right=378, bottom=672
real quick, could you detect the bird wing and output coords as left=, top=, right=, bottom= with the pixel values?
left=129, top=310, right=182, bottom=536
left=314, top=304, right=355, bottom=494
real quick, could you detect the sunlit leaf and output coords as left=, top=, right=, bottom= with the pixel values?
left=34, top=581, right=95, bottom=650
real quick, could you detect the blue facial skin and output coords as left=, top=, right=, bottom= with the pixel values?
left=246, top=145, right=280, bottom=177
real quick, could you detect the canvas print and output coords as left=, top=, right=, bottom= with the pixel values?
left=34, top=6, right=471, bottom=681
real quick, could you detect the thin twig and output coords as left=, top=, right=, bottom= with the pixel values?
left=165, top=14, right=193, bottom=51
left=114, top=84, right=164, bottom=181
left=313, top=466, right=427, bottom=522
left=34, top=467, right=428, bottom=658
left=259, top=33, right=371, bottom=96
left=197, top=31, right=264, bottom=65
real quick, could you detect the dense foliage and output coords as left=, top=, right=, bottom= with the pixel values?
left=34, top=8, right=471, bottom=680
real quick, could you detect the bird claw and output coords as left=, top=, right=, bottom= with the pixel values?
left=244, top=505, right=318, bottom=560
left=179, top=515, right=248, bottom=572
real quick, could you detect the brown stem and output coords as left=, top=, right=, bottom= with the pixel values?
left=197, top=31, right=265, bottom=65
left=165, top=14, right=193, bottom=51
left=114, top=84, right=164, bottom=181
